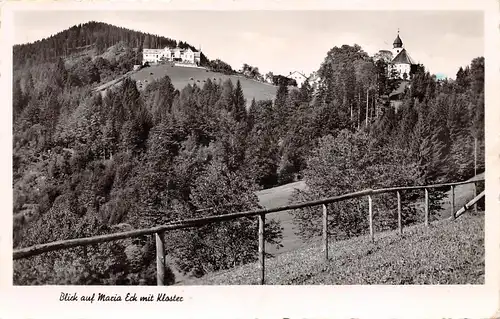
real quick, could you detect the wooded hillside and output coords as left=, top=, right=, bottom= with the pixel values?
left=13, top=21, right=210, bottom=70
left=12, top=24, right=484, bottom=285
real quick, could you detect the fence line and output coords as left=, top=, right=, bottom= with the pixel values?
left=13, top=178, right=485, bottom=285
left=453, top=190, right=485, bottom=219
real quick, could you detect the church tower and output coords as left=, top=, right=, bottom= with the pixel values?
left=389, top=29, right=415, bottom=80
left=392, top=29, right=403, bottom=57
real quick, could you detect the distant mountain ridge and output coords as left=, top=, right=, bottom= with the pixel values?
left=13, top=21, right=209, bottom=69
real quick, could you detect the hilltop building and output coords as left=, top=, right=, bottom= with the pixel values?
left=388, top=31, right=415, bottom=80
left=373, top=31, right=417, bottom=112
left=288, top=71, right=308, bottom=88
left=143, top=46, right=201, bottom=65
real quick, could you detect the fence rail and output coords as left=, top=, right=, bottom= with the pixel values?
left=13, top=178, right=485, bottom=285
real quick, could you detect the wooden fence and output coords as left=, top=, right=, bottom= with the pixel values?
left=13, top=178, right=485, bottom=285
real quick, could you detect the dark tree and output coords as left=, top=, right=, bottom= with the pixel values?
left=232, top=80, right=247, bottom=122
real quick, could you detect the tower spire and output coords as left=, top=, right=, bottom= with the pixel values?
left=393, top=30, right=403, bottom=49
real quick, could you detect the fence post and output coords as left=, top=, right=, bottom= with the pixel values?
left=322, top=204, right=328, bottom=260
left=473, top=136, right=478, bottom=214
left=424, top=188, right=429, bottom=227
left=155, top=231, right=166, bottom=286
left=397, top=191, right=402, bottom=235
left=368, top=195, right=374, bottom=242
left=473, top=182, right=478, bottom=214
left=258, top=213, right=265, bottom=285
left=450, top=185, right=455, bottom=219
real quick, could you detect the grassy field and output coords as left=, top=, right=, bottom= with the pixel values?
left=95, top=64, right=278, bottom=106
left=179, top=212, right=484, bottom=285
left=437, top=172, right=485, bottom=219
left=93, top=63, right=278, bottom=106
left=255, top=174, right=484, bottom=257
left=255, top=181, right=309, bottom=255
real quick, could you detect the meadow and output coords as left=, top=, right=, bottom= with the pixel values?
left=180, top=212, right=484, bottom=285
left=256, top=173, right=484, bottom=257
left=96, top=63, right=279, bottom=106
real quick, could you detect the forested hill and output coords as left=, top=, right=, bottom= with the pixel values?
left=13, top=21, right=209, bottom=69
left=13, top=32, right=484, bottom=284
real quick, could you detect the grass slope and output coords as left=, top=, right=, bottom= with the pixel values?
left=130, top=64, right=277, bottom=106
left=93, top=63, right=278, bottom=105
left=180, top=212, right=484, bottom=285
left=85, top=43, right=277, bottom=104
left=255, top=181, right=308, bottom=255
left=255, top=174, right=484, bottom=257
left=438, top=172, right=485, bottom=219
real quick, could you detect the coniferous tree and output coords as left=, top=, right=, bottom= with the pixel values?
left=143, top=76, right=176, bottom=124
left=233, top=80, right=246, bottom=122
left=469, top=57, right=484, bottom=97
left=216, top=79, right=234, bottom=112
left=406, top=96, right=449, bottom=218
left=274, top=82, right=289, bottom=109
left=471, top=91, right=485, bottom=141
left=247, top=98, right=257, bottom=131
left=455, top=67, right=468, bottom=93
left=299, top=79, right=313, bottom=104
left=54, top=57, right=68, bottom=88
left=13, top=79, right=26, bottom=120
left=471, top=91, right=485, bottom=175
left=245, top=100, right=280, bottom=188
left=395, top=99, right=417, bottom=150
left=274, top=82, right=289, bottom=137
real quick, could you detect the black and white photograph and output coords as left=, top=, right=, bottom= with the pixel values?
left=0, top=3, right=500, bottom=315
left=7, top=5, right=490, bottom=289
left=2, top=4, right=500, bottom=317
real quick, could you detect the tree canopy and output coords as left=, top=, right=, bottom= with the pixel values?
left=12, top=33, right=484, bottom=284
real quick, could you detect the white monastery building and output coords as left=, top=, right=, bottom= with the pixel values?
left=388, top=31, right=415, bottom=79
left=288, top=71, right=308, bottom=88
left=143, top=46, right=201, bottom=65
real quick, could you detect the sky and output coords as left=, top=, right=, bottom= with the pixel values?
left=13, top=10, right=484, bottom=79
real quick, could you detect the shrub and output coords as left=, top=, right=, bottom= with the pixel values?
left=167, top=159, right=283, bottom=276
left=292, top=130, right=419, bottom=240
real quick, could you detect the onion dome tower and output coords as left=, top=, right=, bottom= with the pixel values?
left=393, top=29, right=403, bottom=56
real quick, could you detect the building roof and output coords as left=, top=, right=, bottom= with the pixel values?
left=289, top=71, right=308, bottom=79
left=391, top=49, right=415, bottom=65
left=393, top=34, right=403, bottom=48
left=162, top=46, right=199, bottom=53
